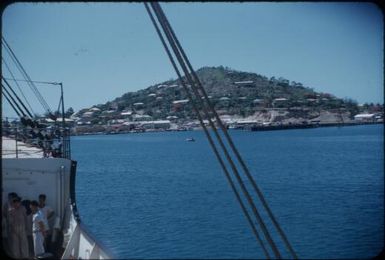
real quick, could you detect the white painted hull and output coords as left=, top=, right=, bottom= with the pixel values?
left=2, top=158, right=113, bottom=259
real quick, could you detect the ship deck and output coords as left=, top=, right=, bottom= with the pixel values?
left=2, top=136, right=44, bottom=158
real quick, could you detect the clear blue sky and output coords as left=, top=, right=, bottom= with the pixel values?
left=2, top=2, right=383, bottom=118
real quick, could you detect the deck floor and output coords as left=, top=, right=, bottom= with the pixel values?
left=2, top=136, right=44, bottom=158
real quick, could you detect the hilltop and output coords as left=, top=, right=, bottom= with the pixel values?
left=70, top=66, right=382, bottom=134
left=77, top=66, right=359, bottom=119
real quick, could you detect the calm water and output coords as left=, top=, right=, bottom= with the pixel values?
left=71, top=124, right=383, bottom=259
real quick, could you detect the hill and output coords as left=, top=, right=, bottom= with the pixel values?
left=77, top=66, right=360, bottom=123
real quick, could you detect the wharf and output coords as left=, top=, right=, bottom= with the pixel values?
left=250, top=121, right=383, bottom=132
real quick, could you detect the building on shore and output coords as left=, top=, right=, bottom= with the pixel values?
left=354, top=113, right=376, bottom=122
left=139, top=120, right=171, bottom=130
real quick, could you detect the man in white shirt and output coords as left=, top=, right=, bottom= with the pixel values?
left=30, top=200, right=47, bottom=257
left=38, top=194, right=54, bottom=251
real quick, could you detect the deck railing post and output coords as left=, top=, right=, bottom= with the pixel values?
left=15, top=126, right=18, bottom=158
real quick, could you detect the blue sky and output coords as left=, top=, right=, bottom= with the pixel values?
left=2, top=2, right=383, bottom=118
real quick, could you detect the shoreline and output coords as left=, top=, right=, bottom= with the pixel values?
left=70, top=121, right=383, bottom=137
left=250, top=121, right=382, bottom=132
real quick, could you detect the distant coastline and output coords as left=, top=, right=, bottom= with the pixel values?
left=70, top=121, right=383, bottom=136
left=4, top=67, right=382, bottom=138
left=65, top=67, right=383, bottom=137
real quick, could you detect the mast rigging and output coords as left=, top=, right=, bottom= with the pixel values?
left=145, top=3, right=297, bottom=259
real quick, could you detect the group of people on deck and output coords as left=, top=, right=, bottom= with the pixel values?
left=2, top=192, right=54, bottom=258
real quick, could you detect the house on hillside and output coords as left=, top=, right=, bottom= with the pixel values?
left=139, top=120, right=171, bottom=130
left=354, top=113, right=376, bottom=122
left=218, top=96, right=231, bottom=107
left=133, top=102, right=144, bottom=109
left=132, top=114, right=152, bottom=121
left=166, top=115, right=179, bottom=122
left=272, top=98, right=288, bottom=108
left=219, top=97, right=230, bottom=101
left=172, top=99, right=189, bottom=112
left=233, top=80, right=254, bottom=87
left=120, top=110, right=133, bottom=119
left=76, top=118, right=92, bottom=126
left=82, top=111, right=94, bottom=118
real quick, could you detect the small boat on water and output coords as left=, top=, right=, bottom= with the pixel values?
left=186, top=137, right=195, bottom=142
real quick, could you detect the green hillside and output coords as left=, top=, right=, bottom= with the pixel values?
left=81, top=66, right=360, bottom=123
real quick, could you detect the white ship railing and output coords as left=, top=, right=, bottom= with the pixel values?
left=2, top=157, right=114, bottom=259
left=62, top=220, right=111, bottom=259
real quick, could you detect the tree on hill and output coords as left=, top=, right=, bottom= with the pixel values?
left=76, top=66, right=365, bottom=122
left=65, top=107, right=74, bottom=118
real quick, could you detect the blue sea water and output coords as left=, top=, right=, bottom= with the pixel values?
left=71, top=124, right=384, bottom=259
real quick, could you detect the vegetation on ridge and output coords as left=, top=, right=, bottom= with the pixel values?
left=73, top=66, right=382, bottom=126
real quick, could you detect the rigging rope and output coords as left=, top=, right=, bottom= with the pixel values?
left=145, top=2, right=297, bottom=259
left=148, top=4, right=281, bottom=258
left=153, top=4, right=298, bottom=259
left=2, top=57, right=35, bottom=115
left=2, top=78, right=62, bottom=120
left=144, top=3, right=271, bottom=258
left=2, top=37, right=52, bottom=114
left=2, top=77, right=61, bottom=86
left=2, top=82, right=37, bottom=128
left=2, top=78, right=34, bottom=118
left=149, top=5, right=283, bottom=258
left=2, top=83, right=26, bottom=117
left=2, top=87, right=22, bottom=117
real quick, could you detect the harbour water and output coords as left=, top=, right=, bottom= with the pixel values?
left=72, top=124, right=383, bottom=259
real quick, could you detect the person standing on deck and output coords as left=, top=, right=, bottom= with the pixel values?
left=38, top=194, right=54, bottom=252
left=2, top=192, right=18, bottom=256
left=22, top=199, right=34, bottom=257
left=8, top=196, right=29, bottom=259
left=30, top=200, right=47, bottom=257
